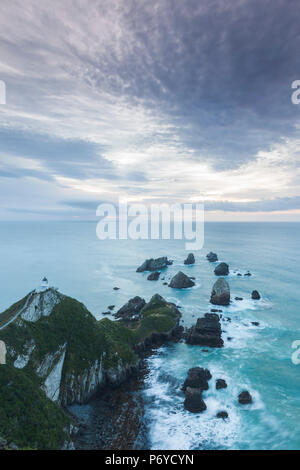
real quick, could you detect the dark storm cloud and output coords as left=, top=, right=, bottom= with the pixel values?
left=1, top=0, right=300, bottom=218
left=111, top=0, right=300, bottom=113
left=77, top=0, right=300, bottom=166
left=0, top=129, right=151, bottom=182
left=0, top=128, right=114, bottom=180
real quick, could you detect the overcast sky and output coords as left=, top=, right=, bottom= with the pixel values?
left=0, top=0, right=300, bottom=221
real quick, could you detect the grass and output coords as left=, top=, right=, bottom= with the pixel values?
left=0, top=294, right=29, bottom=328
left=0, top=365, right=70, bottom=450
left=0, top=291, right=180, bottom=449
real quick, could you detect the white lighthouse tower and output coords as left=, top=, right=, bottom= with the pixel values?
left=40, top=277, right=49, bottom=292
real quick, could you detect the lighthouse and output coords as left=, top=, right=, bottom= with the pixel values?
left=40, top=277, right=49, bottom=291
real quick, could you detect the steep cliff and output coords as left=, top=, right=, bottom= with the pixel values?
left=0, top=289, right=181, bottom=449
left=0, top=365, right=72, bottom=450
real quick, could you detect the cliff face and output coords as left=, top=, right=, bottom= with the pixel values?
left=0, top=289, right=181, bottom=449
left=0, top=365, right=72, bottom=450
left=20, top=289, right=64, bottom=322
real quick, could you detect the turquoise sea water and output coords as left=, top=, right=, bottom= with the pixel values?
left=0, top=221, right=299, bottom=449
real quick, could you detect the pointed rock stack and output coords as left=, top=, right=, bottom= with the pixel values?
left=210, top=278, right=230, bottom=306
left=214, top=262, right=229, bottom=276
left=184, top=253, right=195, bottom=265
left=115, top=296, right=146, bottom=321
left=186, top=313, right=223, bottom=348
left=169, top=271, right=195, bottom=289
left=206, top=252, right=218, bottom=262
left=183, top=367, right=212, bottom=413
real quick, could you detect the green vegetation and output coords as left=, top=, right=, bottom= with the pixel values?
left=0, top=293, right=179, bottom=374
left=0, top=365, right=70, bottom=450
left=0, top=294, right=29, bottom=328
left=0, top=291, right=180, bottom=449
left=99, top=296, right=179, bottom=367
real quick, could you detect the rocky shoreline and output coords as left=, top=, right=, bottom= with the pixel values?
left=71, top=251, right=260, bottom=447
left=69, top=362, right=149, bottom=450
left=0, top=286, right=182, bottom=449
left=0, top=250, right=262, bottom=449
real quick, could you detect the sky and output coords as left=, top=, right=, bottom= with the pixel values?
left=0, top=0, right=300, bottom=221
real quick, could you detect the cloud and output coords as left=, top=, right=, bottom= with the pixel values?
left=0, top=0, right=300, bottom=219
left=206, top=197, right=300, bottom=213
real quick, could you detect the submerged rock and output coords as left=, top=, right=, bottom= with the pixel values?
left=147, top=271, right=160, bottom=281
left=182, top=367, right=212, bottom=392
left=206, top=252, right=218, bottom=262
left=251, top=321, right=260, bottom=326
left=184, top=253, right=195, bottom=265
left=136, top=257, right=172, bottom=272
left=184, top=387, right=207, bottom=413
left=244, top=272, right=252, bottom=277
left=216, top=411, right=228, bottom=420
left=216, top=379, right=227, bottom=390
left=251, top=290, right=261, bottom=300
left=210, top=278, right=230, bottom=306
left=238, top=391, right=252, bottom=404
left=214, top=262, right=229, bottom=276
left=186, top=313, right=223, bottom=348
left=115, top=296, right=146, bottom=321
left=169, top=271, right=195, bottom=289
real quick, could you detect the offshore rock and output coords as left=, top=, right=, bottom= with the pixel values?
left=169, top=271, right=195, bottom=289
left=214, top=262, right=229, bottom=276
left=182, top=367, right=212, bottom=392
left=186, top=313, right=223, bottom=348
left=184, top=387, right=207, bottom=413
left=251, top=290, right=261, bottom=300
left=210, top=278, right=230, bottom=306
left=184, top=253, right=195, bottom=265
left=216, top=379, right=227, bottom=389
left=147, top=271, right=160, bottom=281
left=206, top=252, right=218, bottom=262
left=136, top=257, right=172, bottom=272
left=238, top=390, right=252, bottom=404
left=183, top=367, right=211, bottom=413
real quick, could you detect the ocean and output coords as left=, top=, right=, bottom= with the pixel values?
left=1, top=221, right=300, bottom=450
